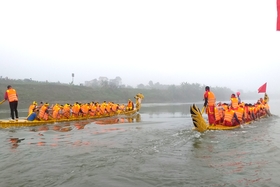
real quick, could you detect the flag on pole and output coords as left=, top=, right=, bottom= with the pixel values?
left=278, top=0, right=280, bottom=31
left=258, top=82, right=267, bottom=93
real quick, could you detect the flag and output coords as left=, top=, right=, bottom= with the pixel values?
left=258, top=82, right=267, bottom=93
left=278, top=0, right=280, bottom=31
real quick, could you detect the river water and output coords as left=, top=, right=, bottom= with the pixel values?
left=0, top=101, right=280, bottom=187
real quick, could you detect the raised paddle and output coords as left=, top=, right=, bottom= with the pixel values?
left=0, top=99, right=5, bottom=105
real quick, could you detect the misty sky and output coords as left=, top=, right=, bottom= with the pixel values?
left=0, top=0, right=279, bottom=93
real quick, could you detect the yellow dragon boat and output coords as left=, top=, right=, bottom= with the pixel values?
left=0, top=93, right=144, bottom=129
left=190, top=104, right=249, bottom=133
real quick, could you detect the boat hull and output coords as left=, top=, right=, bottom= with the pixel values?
left=0, top=109, right=138, bottom=128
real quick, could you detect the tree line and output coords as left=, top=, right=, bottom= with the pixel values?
left=0, top=78, right=261, bottom=110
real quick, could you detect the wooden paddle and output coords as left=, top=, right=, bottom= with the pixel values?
left=0, top=99, right=5, bottom=105
left=201, top=106, right=205, bottom=114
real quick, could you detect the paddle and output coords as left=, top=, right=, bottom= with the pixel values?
left=201, top=106, right=205, bottom=114
left=0, top=99, right=5, bottom=105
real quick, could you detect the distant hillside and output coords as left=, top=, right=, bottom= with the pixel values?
left=0, top=78, right=267, bottom=110
left=0, top=79, right=141, bottom=108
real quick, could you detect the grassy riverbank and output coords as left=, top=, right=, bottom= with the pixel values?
left=0, top=80, right=141, bottom=108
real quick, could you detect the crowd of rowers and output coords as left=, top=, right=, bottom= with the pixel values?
left=26, top=99, right=135, bottom=121
left=204, top=89, right=271, bottom=127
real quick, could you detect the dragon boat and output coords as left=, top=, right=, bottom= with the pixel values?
left=0, top=93, right=144, bottom=129
left=190, top=103, right=270, bottom=133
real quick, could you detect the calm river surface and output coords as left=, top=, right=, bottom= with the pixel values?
left=0, top=101, right=280, bottom=187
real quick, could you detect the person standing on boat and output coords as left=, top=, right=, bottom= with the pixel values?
left=203, top=86, right=216, bottom=125
left=4, top=85, right=19, bottom=121
left=230, top=94, right=239, bottom=110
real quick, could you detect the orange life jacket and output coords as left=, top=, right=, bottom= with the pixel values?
left=100, top=105, right=106, bottom=115
left=81, top=104, right=89, bottom=116
left=127, top=101, right=133, bottom=107
left=214, top=107, right=221, bottom=121
left=89, top=105, right=97, bottom=116
left=111, top=104, right=117, bottom=112
left=72, top=104, right=80, bottom=117
left=207, top=91, right=216, bottom=106
left=94, top=104, right=100, bottom=115
left=106, top=104, right=111, bottom=113
left=63, top=104, right=71, bottom=118
left=244, top=106, right=250, bottom=122
left=6, top=89, right=18, bottom=102
left=224, top=109, right=235, bottom=123
left=39, top=105, right=48, bottom=120
left=28, top=104, right=36, bottom=115
left=231, top=97, right=239, bottom=109
left=235, top=107, right=244, bottom=123
left=52, top=105, right=60, bottom=119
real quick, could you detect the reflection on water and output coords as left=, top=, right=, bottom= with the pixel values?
left=4, top=114, right=143, bottom=150
left=1, top=102, right=280, bottom=187
left=141, top=103, right=192, bottom=116
left=94, top=114, right=141, bottom=125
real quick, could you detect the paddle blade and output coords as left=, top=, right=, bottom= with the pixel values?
left=0, top=99, right=5, bottom=105
left=201, top=106, right=205, bottom=114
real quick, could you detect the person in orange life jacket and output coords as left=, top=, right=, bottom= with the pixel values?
left=214, top=102, right=224, bottom=125
left=244, top=103, right=252, bottom=122
left=235, top=104, right=245, bottom=124
left=223, top=105, right=240, bottom=126
left=4, top=85, right=19, bottom=120
left=254, top=102, right=262, bottom=120
left=126, top=99, right=134, bottom=111
left=28, top=101, right=38, bottom=116
left=248, top=103, right=256, bottom=121
left=230, top=94, right=239, bottom=110
left=38, top=102, right=50, bottom=120
left=203, top=86, right=216, bottom=125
